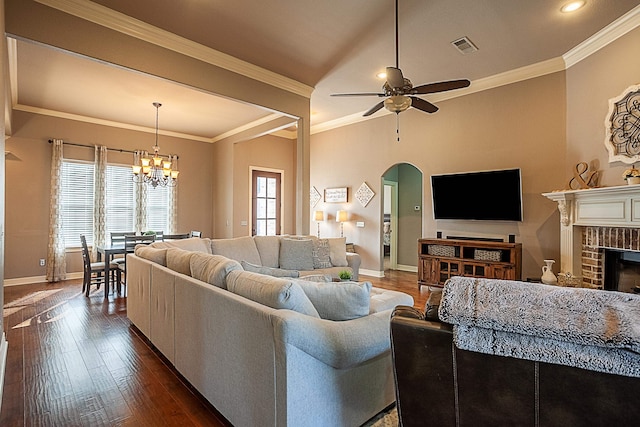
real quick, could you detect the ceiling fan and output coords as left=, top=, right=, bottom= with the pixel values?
left=331, top=0, right=470, bottom=117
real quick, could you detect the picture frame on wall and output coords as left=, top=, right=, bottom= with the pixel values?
left=324, top=187, right=348, bottom=203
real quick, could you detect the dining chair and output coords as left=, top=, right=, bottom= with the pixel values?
left=163, top=233, right=190, bottom=240
left=80, top=234, right=120, bottom=297
left=118, top=234, right=156, bottom=294
left=110, top=231, right=135, bottom=265
left=190, top=230, right=202, bottom=238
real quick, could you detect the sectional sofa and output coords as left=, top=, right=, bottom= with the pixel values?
left=126, top=236, right=413, bottom=426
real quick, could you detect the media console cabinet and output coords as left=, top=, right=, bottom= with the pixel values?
left=418, top=238, right=522, bottom=288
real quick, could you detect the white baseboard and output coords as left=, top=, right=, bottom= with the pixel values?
left=360, top=269, right=385, bottom=278
left=3, top=272, right=83, bottom=287
left=0, top=333, right=7, bottom=413
left=397, top=264, right=418, bottom=273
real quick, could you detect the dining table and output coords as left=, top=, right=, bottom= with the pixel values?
left=96, top=242, right=127, bottom=299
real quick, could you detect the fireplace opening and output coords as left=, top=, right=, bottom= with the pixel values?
left=604, top=249, right=640, bottom=294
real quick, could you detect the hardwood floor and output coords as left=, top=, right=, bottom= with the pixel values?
left=1, top=270, right=424, bottom=426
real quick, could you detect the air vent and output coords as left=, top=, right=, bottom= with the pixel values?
left=451, top=36, right=478, bottom=54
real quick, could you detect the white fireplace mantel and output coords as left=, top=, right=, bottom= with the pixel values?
left=543, top=184, right=640, bottom=274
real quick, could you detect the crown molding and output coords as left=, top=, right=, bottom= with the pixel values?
left=34, top=0, right=314, bottom=98
left=564, top=4, right=640, bottom=69
left=311, top=57, right=566, bottom=135
left=14, top=104, right=213, bottom=143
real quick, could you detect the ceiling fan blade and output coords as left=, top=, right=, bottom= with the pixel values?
left=386, top=67, right=405, bottom=89
left=410, top=79, right=471, bottom=95
left=363, top=101, right=385, bottom=117
left=331, top=92, right=386, bottom=97
left=411, top=97, right=439, bottom=114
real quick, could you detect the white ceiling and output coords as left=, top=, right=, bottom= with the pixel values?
left=8, top=0, right=640, bottom=141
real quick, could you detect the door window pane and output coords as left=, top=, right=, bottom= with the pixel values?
left=267, top=178, right=276, bottom=198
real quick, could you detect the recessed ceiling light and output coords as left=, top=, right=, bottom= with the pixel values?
left=561, top=1, right=586, bottom=13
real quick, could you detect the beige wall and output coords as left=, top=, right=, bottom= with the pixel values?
left=232, top=135, right=297, bottom=237
left=311, top=71, right=567, bottom=279
left=4, top=111, right=215, bottom=279
left=1, top=0, right=6, bottom=329
left=566, top=26, right=640, bottom=186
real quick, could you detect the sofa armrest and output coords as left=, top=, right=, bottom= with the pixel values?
left=346, top=252, right=361, bottom=280
left=272, top=310, right=392, bottom=369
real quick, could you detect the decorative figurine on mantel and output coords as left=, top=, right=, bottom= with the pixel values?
left=623, top=165, right=640, bottom=185
left=567, top=161, right=598, bottom=190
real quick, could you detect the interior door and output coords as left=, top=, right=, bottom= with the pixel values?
left=252, top=170, right=281, bottom=236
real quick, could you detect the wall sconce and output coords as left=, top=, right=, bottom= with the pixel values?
left=336, top=210, right=348, bottom=237
left=314, top=210, right=325, bottom=237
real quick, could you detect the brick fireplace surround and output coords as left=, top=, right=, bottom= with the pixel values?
left=544, top=185, right=640, bottom=289
left=581, top=226, right=640, bottom=288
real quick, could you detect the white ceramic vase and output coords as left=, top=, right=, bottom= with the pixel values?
left=541, top=259, right=557, bottom=285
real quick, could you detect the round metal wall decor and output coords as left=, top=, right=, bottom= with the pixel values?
left=605, top=84, right=640, bottom=164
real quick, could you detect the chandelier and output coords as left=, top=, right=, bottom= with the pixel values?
left=132, top=102, right=179, bottom=188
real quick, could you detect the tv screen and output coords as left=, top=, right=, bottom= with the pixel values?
left=431, top=169, right=523, bottom=221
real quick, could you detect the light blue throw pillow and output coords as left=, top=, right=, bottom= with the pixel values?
left=240, top=260, right=300, bottom=278
left=227, top=271, right=320, bottom=318
left=295, top=280, right=372, bottom=321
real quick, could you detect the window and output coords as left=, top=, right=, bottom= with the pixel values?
left=61, top=161, right=94, bottom=247
left=106, top=164, right=135, bottom=235
left=60, top=160, right=172, bottom=247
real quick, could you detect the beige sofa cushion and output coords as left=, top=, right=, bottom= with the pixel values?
left=190, top=252, right=242, bottom=289
left=226, top=271, right=320, bottom=318
left=150, top=237, right=212, bottom=253
left=279, top=238, right=314, bottom=270
left=253, top=235, right=281, bottom=268
left=296, top=280, right=372, bottom=321
left=327, top=237, right=348, bottom=267
left=134, top=246, right=167, bottom=266
left=211, top=236, right=262, bottom=265
left=166, top=248, right=195, bottom=275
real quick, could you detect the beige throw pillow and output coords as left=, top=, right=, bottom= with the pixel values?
left=327, top=237, right=348, bottom=267
left=165, top=248, right=195, bottom=275
left=134, top=246, right=167, bottom=266
left=190, top=252, right=243, bottom=289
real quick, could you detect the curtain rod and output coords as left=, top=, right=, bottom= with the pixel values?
left=47, top=139, right=178, bottom=159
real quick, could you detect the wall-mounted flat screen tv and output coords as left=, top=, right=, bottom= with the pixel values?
left=431, top=168, right=523, bottom=221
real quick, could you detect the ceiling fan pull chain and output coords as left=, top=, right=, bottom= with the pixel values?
left=396, top=113, right=401, bottom=142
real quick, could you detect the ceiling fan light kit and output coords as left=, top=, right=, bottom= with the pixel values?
left=384, top=95, right=412, bottom=113
left=331, top=0, right=470, bottom=118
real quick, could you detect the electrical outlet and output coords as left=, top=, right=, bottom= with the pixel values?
left=39, top=259, right=46, bottom=267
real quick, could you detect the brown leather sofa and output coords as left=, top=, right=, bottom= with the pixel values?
left=390, top=305, right=640, bottom=427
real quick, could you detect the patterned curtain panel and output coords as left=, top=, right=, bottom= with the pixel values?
left=92, top=145, right=107, bottom=259
left=168, top=154, right=178, bottom=234
left=134, top=150, right=148, bottom=234
left=46, top=139, right=67, bottom=282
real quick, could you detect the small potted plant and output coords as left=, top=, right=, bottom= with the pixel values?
left=338, top=270, right=352, bottom=281
left=623, top=166, right=640, bottom=185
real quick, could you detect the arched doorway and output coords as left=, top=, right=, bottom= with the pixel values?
left=381, top=163, right=423, bottom=273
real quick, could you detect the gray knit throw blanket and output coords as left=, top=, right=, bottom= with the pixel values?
left=438, top=277, right=640, bottom=378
